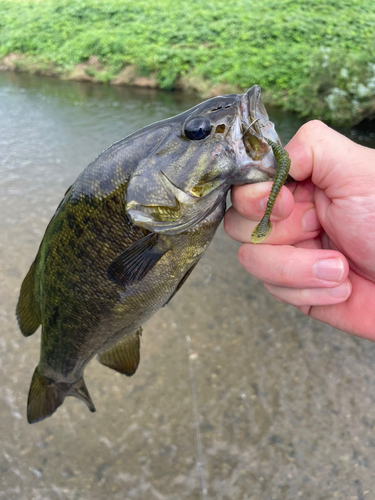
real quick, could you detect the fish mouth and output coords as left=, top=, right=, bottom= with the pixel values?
left=229, top=86, right=282, bottom=185
left=241, top=85, right=282, bottom=145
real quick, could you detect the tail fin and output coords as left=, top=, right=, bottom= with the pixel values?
left=27, top=366, right=96, bottom=424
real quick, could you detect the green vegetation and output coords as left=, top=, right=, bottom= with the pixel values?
left=0, top=0, right=374, bottom=125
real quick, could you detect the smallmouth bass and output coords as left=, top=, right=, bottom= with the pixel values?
left=16, top=86, right=290, bottom=423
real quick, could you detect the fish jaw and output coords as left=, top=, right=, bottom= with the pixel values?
left=125, top=86, right=283, bottom=232
left=228, top=85, right=282, bottom=185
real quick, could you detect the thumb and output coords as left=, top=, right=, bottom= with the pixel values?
left=285, top=121, right=375, bottom=196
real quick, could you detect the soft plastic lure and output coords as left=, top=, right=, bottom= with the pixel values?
left=250, top=139, right=291, bottom=243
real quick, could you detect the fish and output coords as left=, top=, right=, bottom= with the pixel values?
left=16, top=85, right=290, bottom=424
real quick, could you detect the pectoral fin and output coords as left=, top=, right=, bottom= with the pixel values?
left=16, top=261, right=41, bottom=337
left=107, top=233, right=171, bottom=287
left=98, top=329, right=142, bottom=376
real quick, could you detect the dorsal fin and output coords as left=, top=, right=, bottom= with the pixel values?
left=16, top=261, right=41, bottom=337
left=98, top=329, right=142, bottom=376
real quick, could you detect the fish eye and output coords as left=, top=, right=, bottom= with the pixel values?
left=184, top=116, right=211, bottom=141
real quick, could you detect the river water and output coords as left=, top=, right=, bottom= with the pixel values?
left=1, top=71, right=375, bottom=500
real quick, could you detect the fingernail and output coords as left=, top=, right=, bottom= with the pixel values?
left=314, top=259, right=344, bottom=282
left=329, top=281, right=350, bottom=298
left=302, top=208, right=320, bottom=232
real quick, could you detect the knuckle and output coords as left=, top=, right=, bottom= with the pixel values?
left=223, top=210, right=233, bottom=236
left=276, top=256, right=296, bottom=287
left=299, top=305, right=312, bottom=316
left=238, top=244, right=249, bottom=268
left=297, top=288, right=307, bottom=305
left=299, top=120, right=328, bottom=138
left=263, top=283, right=285, bottom=303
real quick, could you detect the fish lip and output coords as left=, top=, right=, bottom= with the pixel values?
left=242, top=86, right=284, bottom=147
left=227, top=86, right=280, bottom=184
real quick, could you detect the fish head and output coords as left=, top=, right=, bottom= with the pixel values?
left=126, top=85, right=281, bottom=234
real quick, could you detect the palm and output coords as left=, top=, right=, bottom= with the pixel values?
left=297, top=178, right=375, bottom=340
left=225, top=121, right=375, bottom=342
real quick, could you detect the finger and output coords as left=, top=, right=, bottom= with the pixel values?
left=292, top=179, right=315, bottom=204
left=294, top=236, right=323, bottom=250
left=230, top=183, right=294, bottom=222
left=263, top=279, right=352, bottom=307
left=238, top=244, right=349, bottom=288
left=285, top=120, right=375, bottom=192
left=308, top=270, right=375, bottom=341
left=224, top=202, right=321, bottom=245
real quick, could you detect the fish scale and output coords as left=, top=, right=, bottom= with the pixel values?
left=16, top=86, right=289, bottom=423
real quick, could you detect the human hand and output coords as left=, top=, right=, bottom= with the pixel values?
left=224, top=120, right=375, bottom=340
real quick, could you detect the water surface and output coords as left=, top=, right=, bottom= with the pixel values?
left=1, top=71, right=375, bottom=500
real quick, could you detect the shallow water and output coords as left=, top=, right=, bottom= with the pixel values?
left=1, top=71, right=375, bottom=500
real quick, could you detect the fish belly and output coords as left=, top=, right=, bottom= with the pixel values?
left=39, top=199, right=226, bottom=383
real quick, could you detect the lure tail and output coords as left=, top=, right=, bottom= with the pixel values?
left=251, top=139, right=291, bottom=243
left=27, top=366, right=96, bottom=424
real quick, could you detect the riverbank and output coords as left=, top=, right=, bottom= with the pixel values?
left=1, top=0, right=375, bottom=126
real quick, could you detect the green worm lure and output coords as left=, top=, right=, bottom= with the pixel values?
left=250, top=139, right=291, bottom=244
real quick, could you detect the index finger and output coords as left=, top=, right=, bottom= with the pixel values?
left=230, top=182, right=295, bottom=222
left=285, top=120, right=374, bottom=192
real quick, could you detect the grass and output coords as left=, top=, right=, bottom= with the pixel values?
left=0, top=0, right=374, bottom=125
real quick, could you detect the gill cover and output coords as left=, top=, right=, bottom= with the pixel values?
left=125, top=94, right=241, bottom=234
left=125, top=86, right=284, bottom=235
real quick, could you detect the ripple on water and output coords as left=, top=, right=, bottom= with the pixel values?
left=1, top=70, right=375, bottom=500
